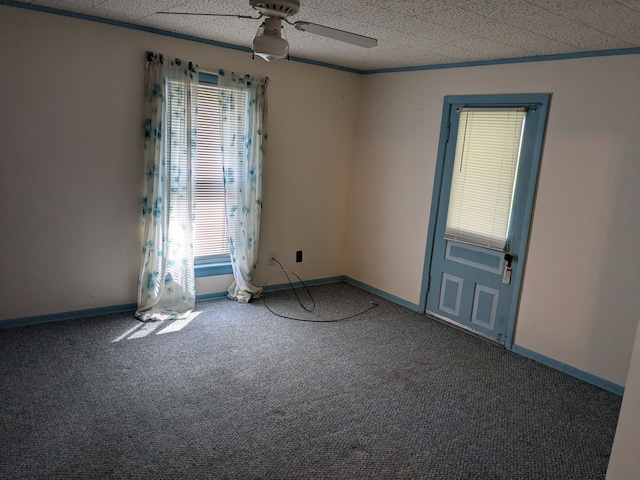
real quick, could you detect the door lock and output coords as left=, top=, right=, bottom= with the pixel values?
left=503, top=253, right=514, bottom=284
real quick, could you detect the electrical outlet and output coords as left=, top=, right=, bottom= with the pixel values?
left=268, top=253, right=277, bottom=265
left=296, top=250, right=303, bottom=263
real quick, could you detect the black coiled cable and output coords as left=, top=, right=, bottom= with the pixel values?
left=262, top=258, right=378, bottom=322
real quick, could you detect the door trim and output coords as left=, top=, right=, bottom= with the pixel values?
left=419, top=93, right=551, bottom=349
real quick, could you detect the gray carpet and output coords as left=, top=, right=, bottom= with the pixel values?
left=0, top=282, right=621, bottom=479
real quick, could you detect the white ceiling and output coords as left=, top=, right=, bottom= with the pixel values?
left=16, top=0, right=640, bottom=71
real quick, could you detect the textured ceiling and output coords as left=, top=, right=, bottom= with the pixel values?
left=15, top=0, right=640, bottom=71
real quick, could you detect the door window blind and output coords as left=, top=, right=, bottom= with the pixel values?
left=445, top=109, right=526, bottom=250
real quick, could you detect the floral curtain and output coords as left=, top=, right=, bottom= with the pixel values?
left=136, top=52, right=199, bottom=321
left=218, top=71, right=269, bottom=303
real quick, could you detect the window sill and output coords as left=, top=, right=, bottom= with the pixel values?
left=195, top=262, right=233, bottom=278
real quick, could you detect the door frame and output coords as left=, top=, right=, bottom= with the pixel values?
left=419, top=93, right=551, bottom=349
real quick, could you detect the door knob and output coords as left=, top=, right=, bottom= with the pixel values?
left=504, top=253, right=514, bottom=267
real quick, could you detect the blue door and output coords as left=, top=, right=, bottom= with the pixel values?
left=424, top=94, right=550, bottom=345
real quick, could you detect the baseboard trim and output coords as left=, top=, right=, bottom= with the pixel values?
left=262, top=275, right=422, bottom=312
left=0, top=277, right=348, bottom=329
left=0, top=303, right=138, bottom=330
left=2, top=293, right=232, bottom=329
left=510, top=344, right=625, bottom=396
left=263, top=275, right=347, bottom=293
left=343, top=277, right=421, bottom=312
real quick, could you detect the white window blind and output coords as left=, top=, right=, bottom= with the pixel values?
left=193, top=82, right=247, bottom=261
left=445, top=108, right=526, bottom=250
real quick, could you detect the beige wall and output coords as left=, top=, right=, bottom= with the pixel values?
left=347, top=56, right=640, bottom=386
left=0, top=6, right=359, bottom=320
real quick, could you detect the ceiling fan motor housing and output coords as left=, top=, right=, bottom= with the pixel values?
left=250, top=0, right=300, bottom=18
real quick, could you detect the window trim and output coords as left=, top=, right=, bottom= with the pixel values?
left=195, top=261, right=233, bottom=278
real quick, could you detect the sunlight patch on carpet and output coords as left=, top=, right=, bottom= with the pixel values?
left=157, top=311, right=201, bottom=335
left=111, top=311, right=201, bottom=342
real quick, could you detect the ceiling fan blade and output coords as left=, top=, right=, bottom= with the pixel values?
left=293, top=22, right=377, bottom=48
left=156, top=12, right=259, bottom=20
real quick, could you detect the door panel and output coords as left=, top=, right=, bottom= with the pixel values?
left=424, top=95, right=550, bottom=346
left=429, top=240, right=510, bottom=340
left=471, top=284, right=499, bottom=330
left=439, top=273, right=463, bottom=316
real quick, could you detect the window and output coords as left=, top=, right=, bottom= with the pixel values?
left=444, top=108, right=526, bottom=250
left=167, top=72, right=247, bottom=277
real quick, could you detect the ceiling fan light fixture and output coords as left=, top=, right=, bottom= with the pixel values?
left=253, top=17, right=289, bottom=62
left=157, top=1, right=378, bottom=62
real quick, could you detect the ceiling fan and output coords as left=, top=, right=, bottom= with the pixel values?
left=158, top=0, right=378, bottom=62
